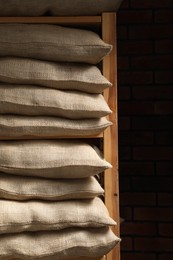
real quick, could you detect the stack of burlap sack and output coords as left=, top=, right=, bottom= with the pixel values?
left=0, top=24, right=120, bottom=259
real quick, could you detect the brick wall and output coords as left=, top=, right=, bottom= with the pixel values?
left=117, top=1, right=173, bottom=259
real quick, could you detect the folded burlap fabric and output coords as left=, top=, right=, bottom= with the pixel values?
left=0, top=24, right=112, bottom=64
left=0, top=57, right=111, bottom=94
left=0, top=115, right=112, bottom=138
left=0, top=197, right=115, bottom=234
left=0, top=227, right=120, bottom=259
left=0, top=0, right=123, bottom=16
left=0, top=84, right=111, bottom=119
left=0, top=140, right=111, bottom=178
left=0, top=174, right=104, bottom=201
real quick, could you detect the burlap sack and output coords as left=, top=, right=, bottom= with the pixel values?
left=0, top=115, right=112, bottom=138
left=0, top=57, right=111, bottom=94
left=0, top=140, right=112, bottom=178
left=0, top=24, right=112, bottom=64
left=0, top=0, right=122, bottom=16
left=0, top=197, right=116, bottom=234
left=0, top=84, right=111, bottom=119
left=0, top=227, right=120, bottom=259
left=0, top=174, right=104, bottom=201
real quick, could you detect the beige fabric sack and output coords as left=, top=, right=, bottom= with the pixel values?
left=0, top=227, right=120, bottom=259
left=0, top=115, right=111, bottom=138
left=0, top=173, right=104, bottom=201
left=0, top=197, right=116, bottom=234
left=0, top=24, right=112, bottom=64
left=0, top=0, right=122, bottom=16
left=0, top=140, right=112, bottom=178
left=0, top=84, right=111, bottom=119
left=0, top=57, right=112, bottom=94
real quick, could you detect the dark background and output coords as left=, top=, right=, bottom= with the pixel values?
left=117, top=1, right=173, bottom=259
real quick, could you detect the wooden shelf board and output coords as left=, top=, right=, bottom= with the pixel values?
left=0, top=133, right=103, bottom=140
left=0, top=16, right=101, bottom=25
left=13, top=257, right=105, bottom=260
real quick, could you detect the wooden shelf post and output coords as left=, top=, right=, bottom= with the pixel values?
left=102, top=13, right=120, bottom=260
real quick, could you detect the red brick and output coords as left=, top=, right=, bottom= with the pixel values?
left=133, top=147, right=173, bottom=160
left=118, top=40, right=153, bottom=55
left=120, top=146, right=132, bottom=160
left=157, top=162, right=173, bottom=175
left=155, top=10, right=173, bottom=23
left=156, top=132, right=173, bottom=145
left=121, top=222, right=157, bottom=236
left=132, top=86, right=173, bottom=100
left=134, top=237, right=173, bottom=252
left=155, top=71, right=173, bottom=84
left=122, top=253, right=156, bottom=260
left=117, top=25, right=128, bottom=40
left=118, top=71, right=153, bottom=85
left=159, top=224, right=173, bottom=237
left=117, top=57, right=129, bottom=70
left=155, top=102, right=173, bottom=114
left=134, top=208, right=173, bottom=221
left=116, top=2, right=173, bottom=258
left=120, top=162, right=155, bottom=175
left=118, top=10, right=153, bottom=24
left=119, top=101, right=154, bottom=115
left=119, top=131, right=154, bottom=145
left=119, top=117, right=131, bottom=130
left=118, top=87, right=131, bottom=100
left=132, top=177, right=173, bottom=192
left=131, top=55, right=173, bottom=69
left=120, top=207, right=133, bottom=220
left=121, top=237, right=133, bottom=251
left=132, top=116, right=173, bottom=130
left=120, top=177, right=131, bottom=191
left=119, top=0, right=129, bottom=9
left=129, top=25, right=173, bottom=39
left=159, top=254, right=173, bottom=260
left=155, top=40, right=173, bottom=54
left=159, top=167, right=171, bottom=181
left=131, top=0, right=173, bottom=8
left=119, top=101, right=173, bottom=115
left=158, top=193, right=173, bottom=206
left=120, top=192, right=156, bottom=206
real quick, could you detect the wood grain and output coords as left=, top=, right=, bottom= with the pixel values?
left=102, top=13, right=120, bottom=260
left=0, top=133, right=103, bottom=140
left=0, top=16, right=101, bottom=25
left=12, top=258, right=105, bottom=260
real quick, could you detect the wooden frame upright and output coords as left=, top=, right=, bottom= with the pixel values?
left=0, top=13, right=120, bottom=260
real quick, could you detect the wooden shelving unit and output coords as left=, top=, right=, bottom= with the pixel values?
left=0, top=13, right=120, bottom=260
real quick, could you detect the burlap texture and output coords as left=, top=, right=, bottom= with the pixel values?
left=0, top=197, right=116, bottom=234
left=0, top=24, right=112, bottom=64
left=0, top=57, right=112, bottom=94
left=0, top=0, right=122, bottom=16
left=0, top=84, right=111, bottom=119
left=0, top=227, right=120, bottom=259
left=0, top=115, right=112, bottom=138
left=0, top=140, right=112, bottom=178
left=0, top=174, right=104, bottom=201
